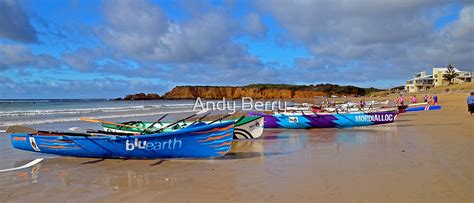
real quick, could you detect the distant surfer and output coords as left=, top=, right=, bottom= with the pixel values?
left=468, top=92, right=474, bottom=116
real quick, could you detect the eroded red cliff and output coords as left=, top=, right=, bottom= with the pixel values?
left=162, top=86, right=325, bottom=99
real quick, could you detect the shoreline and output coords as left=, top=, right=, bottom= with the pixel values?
left=0, top=93, right=472, bottom=202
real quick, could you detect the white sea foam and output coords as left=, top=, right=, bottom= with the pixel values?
left=0, top=109, right=197, bottom=127
left=0, top=100, right=51, bottom=103
left=0, top=104, right=194, bottom=117
left=0, top=106, right=150, bottom=117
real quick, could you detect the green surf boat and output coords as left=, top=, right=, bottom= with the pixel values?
left=102, top=116, right=264, bottom=139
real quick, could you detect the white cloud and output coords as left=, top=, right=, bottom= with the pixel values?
left=258, top=0, right=473, bottom=82
left=0, top=44, right=60, bottom=70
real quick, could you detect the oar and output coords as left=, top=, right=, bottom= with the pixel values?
left=139, top=113, right=169, bottom=134
left=6, top=125, right=38, bottom=134
left=7, top=125, right=95, bottom=136
left=0, top=158, right=44, bottom=173
left=188, top=112, right=211, bottom=126
left=208, top=113, right=234, bottom=124
left=150, top=109, right=208, bottom=134
left=79, top=118, right=145, bottom=129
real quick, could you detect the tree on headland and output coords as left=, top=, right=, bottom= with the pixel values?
left=443, top=64, right=459, bottom=84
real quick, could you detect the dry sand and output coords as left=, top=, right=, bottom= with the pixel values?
left=0, top=93, right=472, bottom=202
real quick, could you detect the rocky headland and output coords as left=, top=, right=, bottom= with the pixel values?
left=119, top=84, right=382, bottom=100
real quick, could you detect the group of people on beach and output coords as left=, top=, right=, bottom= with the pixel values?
left=395, top=92, right=473, bottom=116
left=396, top=94, right=438, bottom=106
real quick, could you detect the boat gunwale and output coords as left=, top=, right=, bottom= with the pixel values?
left=11, top=121, right=235, bottom=140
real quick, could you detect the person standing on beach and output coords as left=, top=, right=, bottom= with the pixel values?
left=359, top=99, right=366, bottom=109
left=423, top=95, right=428, bottom=103
left=467, top=92, right=474, bottom=116
left=433, top=94, right=438, bottom=105
left=399, top=96, right=405, bottom=106
left=427, top=94, right=432, bottom=104
left=411, top=95, right=417, bottom=103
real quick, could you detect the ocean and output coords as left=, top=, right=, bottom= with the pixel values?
left=0, top=99, right=198, bottom=131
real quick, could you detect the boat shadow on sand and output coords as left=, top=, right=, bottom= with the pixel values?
left=396, top=123, right=462, bottom=127
left=216, top=151, right=287, bottom=160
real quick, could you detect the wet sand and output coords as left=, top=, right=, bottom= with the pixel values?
left=0, top=93, right=472, bottom=202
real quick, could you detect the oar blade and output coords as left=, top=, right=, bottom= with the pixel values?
left=79, top=117, right=103, bottom=123
left=6, top=125, right=38, bottom=134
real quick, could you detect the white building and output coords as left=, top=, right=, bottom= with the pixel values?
left=405, top=67, right=473, bottom=93
left=405, top=71, right=434, bottom=93
left=432, top=67, right=473, bottom=86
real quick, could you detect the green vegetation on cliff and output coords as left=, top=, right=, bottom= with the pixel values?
left=245, top=83, right=383, bottom=96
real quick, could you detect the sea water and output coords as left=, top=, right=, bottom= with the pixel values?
left=0, top=99, right=197, bottom=130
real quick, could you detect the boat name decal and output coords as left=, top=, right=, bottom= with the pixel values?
left=355, top=114, right=394, bottom=122
left=248, top=121, right=262, bottom=130
left=288, top=117, right=298, bottom=123
left=126, top=138, right=182, bottom=151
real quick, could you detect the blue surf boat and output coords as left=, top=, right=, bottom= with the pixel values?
left=9, top=121, right=234, bottom=159
left=404, top=105, right=441, bottom=112
left=249, top=110, right=397, bottom=129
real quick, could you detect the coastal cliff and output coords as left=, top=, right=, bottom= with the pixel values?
left=120, top=84, right=382, bottom=100
left=118, top=93, right=161, bottom=100
left=162, top=86, right=326, bottom=99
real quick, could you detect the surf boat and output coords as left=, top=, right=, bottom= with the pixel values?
left=8, top=121, right=235, bottom=159
left=248, top=110, right=397, bottom=129
left=401, top=105, right=441, bottom=113
left=102, top=116, right=264, bottom=139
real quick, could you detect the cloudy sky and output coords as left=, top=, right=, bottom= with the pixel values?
left=0, top=0, right=472, bottom=99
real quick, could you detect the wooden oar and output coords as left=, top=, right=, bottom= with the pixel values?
left=6, top=125, right=38, bottom=134
left=6, top=125, right=95, bottom=136
left=79, top=118, right=145, bottom=129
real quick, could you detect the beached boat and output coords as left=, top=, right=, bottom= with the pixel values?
left=101, top=116, right=264, bottom=139
left=8, top=121, right=235, bottom=159
left=403, top=105, right=441, bottom=112
left=249, top=111, right=397, bottom=129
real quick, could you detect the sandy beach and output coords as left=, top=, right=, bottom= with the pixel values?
left=0, top=93, right=472, bottom=202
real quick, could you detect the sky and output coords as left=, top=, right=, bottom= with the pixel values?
left=0, top=0, right=473, bottom=99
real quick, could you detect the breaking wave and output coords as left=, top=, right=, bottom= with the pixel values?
left=0, top=104, right=194, bottom=117
left=0, top=110, right=197, bottom=127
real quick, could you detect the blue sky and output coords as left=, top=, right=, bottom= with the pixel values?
left=0, top=0, right=472, bottom=99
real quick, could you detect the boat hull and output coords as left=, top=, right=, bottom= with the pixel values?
left=404, top=105, right=441, bottom=112
left=233, top=116, right=264, bottom=139
left=249, top=111, right=397, bottom=129
left=102, top=116, right=264, bottom=139
left=10, top=122, right=234, bottom=159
